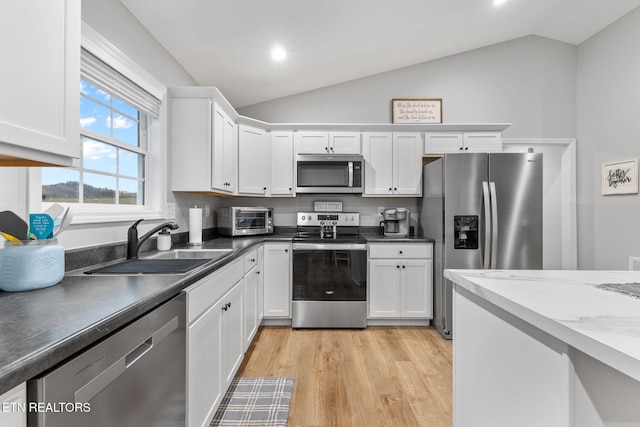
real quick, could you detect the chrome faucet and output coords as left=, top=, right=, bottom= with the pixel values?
left=127, top=219, right=179, bottom=259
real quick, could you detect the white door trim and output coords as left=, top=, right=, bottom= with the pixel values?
left=503, top=138, right=577, bottom=270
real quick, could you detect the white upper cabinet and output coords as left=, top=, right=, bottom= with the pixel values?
left=363, top=132, right=422, bottom=196
left=238, top=125, right=269, bottom=196
left=393, top=133, right=423, bottom=195
left=270, top=131, right=295, bottom=196
left=295, top=131, right=361, bottom=154
left=0, top=0, right=80, bottom=166
left=170, top=95, right=212, bottom=192
left=362, top=132, right=394, bottom=195
left=424, top=131, right=502, bottom=154
left=212, top=105, right=237, bottom=194
left=423, top=132, right=463, bottom=154
left=169, top=88, right=238, bottom=194
left=295, top=132, right=328, bottom=154
left=329, top=132, right=361, bottom=154
left=462, top=131, right=502, bottom=153
left=168, top=86, right=509, bottom=195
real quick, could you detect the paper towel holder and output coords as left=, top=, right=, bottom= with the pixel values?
left=188, top=205, right=203, bottom=245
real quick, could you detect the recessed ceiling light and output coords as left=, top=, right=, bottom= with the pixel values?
left=271, top=46, right=287, bottom=61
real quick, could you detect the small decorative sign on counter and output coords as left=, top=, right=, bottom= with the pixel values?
left=602, top=159, right=638, bottom=195
left=391, top=98, right=442, bottom=124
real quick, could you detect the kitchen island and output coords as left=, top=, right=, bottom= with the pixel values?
left=445, top=269, right=640, bottom=427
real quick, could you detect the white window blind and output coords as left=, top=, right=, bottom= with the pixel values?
left=81, top=48, right=161, bottom=118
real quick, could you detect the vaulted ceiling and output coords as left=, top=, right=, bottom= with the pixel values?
left=121, top=0, right=640, bottom=107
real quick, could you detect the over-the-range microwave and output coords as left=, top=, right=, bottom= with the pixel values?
left=218, top=207, right=274, bottom=236
left=295, top=154, right=364, bottom=194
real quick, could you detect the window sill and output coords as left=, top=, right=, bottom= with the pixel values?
left=44, top=204, right=169, bottom=225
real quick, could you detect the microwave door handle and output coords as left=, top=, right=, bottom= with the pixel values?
left=348, top=162, right=354, bottom=187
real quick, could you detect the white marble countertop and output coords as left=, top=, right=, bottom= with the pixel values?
left=444, top=269, right=640, bottom=381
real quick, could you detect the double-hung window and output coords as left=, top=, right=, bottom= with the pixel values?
left=41, top=45, right=164, bottom=221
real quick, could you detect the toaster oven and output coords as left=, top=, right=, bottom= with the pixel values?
left=218, top=207, right=274, bottom=236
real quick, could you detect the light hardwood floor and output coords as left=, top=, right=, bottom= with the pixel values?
left=236, top=326, right=452, bottom=427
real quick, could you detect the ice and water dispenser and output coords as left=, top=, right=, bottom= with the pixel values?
left=454, top=215, right=478, bottom=249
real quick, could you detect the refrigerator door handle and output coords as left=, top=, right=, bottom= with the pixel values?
left=482, top=181, right=491, bottom=269
left=489, top=181, right=499, bottom=269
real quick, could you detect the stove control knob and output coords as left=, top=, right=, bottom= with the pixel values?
left=332, top=221, right=337, bottom=225
left=301, top=215, right=306, bottom=221
left=320, top=221, right=325, bottom=225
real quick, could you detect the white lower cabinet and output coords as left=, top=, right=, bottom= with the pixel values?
left=187, top=299, right=223, bottom=427
left=186, top=258, right=245, bottom=427
left=243, top=248, right=263, bottom=351
left=221, top=283, right=244, bottom=387
left=0, top=382, right=26, bottom=427
left=368, top=243, right=433, bottom=319
left=262, top=243, right=291, bottom=318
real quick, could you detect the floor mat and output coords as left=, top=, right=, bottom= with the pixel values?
left=210, top=377, right=293, bottom=427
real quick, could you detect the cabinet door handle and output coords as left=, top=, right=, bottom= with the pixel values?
left=396, top=265, right=400, bottom=269
left=402, top=265, right=406, bottom=269
left=285, top=248, right=288, bottom=253
left=399, top=250, right=403, bottom=254
left=465, top=147, right=469, bottom=151
left=388, top=187, right=392, bottom=191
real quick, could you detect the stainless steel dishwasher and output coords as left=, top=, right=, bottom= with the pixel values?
left=28, top=293, right=186, bottom=427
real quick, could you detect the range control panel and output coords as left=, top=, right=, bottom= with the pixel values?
left=297, top=212, right=360, bottom=227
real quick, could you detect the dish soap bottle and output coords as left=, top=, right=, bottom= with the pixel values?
left=157, top=229, right=172, bottom=251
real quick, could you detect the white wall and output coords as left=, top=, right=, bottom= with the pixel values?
left=239, top=36, right=577, bottom=140
left=576, top=7, right=640, bottom=269
left=219, top=195, right=421, bottom=232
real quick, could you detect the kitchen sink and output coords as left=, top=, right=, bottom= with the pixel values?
left=83, top=248, right=237, bottom=275
left=84, top=258, right=212, bottom=275
left=143, top=248, right=237, bottom=260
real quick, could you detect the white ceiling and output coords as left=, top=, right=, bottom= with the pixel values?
left=120, top=0, right=640, bottom=108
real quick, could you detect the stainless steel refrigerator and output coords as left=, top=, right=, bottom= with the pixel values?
left=419, top=153, right=543, bottom=339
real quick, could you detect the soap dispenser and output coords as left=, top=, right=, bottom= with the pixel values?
left=157, top=229, right=172, bottom=251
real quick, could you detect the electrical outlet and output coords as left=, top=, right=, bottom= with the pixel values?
left=167, top=203, right=176, bottom=219
left=378, top=207, right=385, bottom=216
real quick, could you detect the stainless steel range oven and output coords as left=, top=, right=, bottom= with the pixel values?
left=292, top=212, right=367, bottom=328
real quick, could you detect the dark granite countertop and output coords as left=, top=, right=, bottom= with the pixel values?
left=0, top=229, right=431, bottom=395
left=0, top=233, right=292, bottom=395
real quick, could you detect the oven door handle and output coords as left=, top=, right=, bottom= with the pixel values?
left=293, top=243, right=367, bottom=251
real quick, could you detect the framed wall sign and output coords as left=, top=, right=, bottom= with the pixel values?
left=392, top=98, right=442, bottom=124
left=602, top=159, right=638, bottom=195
